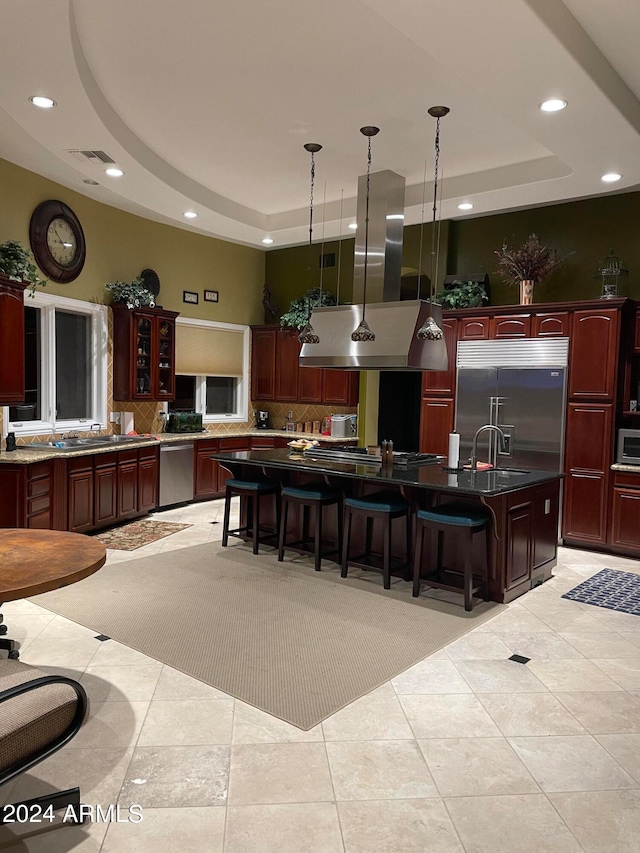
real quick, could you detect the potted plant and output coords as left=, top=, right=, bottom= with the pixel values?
left=280, top=287, right=336, bottom=330
left=433, top=280, right=489, bottom=309
left=494, top=234, right=565, bottom=304
left=105, top=277, right=156, bottom=309
left=0, top=240, right=48, bottom=296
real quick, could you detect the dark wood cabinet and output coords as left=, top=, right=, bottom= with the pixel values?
left=138, top=447, right=159, bottom=511
left=216, top=437, right=252, bottom=492
left=635, top=311, right=640, bottom=353
left=505, top=499, right=533, bottom=589
left=194, top=439, right=220, bottom=500
left=569, top=308, right=620, bottom=399
left=275, top=330, right=300, bottom=401
left=419, top=398, right=454, bottom=455
left=490, top=314, right=531, bottom=339
left=68, top=458, right=94, bottom=533
left=251, top=327, right=277, bottom=400
left=458, top=316, right=489, bottom=340
left=113, top=304, right=179, bottom=401
left=565, top=404, right=613, bottom=471
left=94, top=453, right=118, bottom=528
left=611, top=485, right=640, bottom=550
left=0, top=274, right=27, bottom=405
left=299, top=366, right=324, bottom=403
left=564, top=470, right=608, bottom=543
left=117, top=450, right=138, bottom=518
left=533, top=312, right=570, bottom=337
left=323, top=370, right=359, bottom=406
left=422, top=318, right=458, bottom=396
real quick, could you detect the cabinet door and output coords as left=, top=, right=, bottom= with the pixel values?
left=611, top=487, right=640, bottom=550
left=563, top=470, right=608, bottom=543
left=635, top=311, right=640, bottom=353
left=533, top=312, right=569, bottom=338
left=565, top=404, right=613, bottom=471
left=323, top=370, right=359, bottom=405
left=68, top=470, right=94, bottom=533
left=459, top=316, right=489, bottom=340
left=94, top=463, right=117, bottom=527
left=156, top=316, right=175, bottom=401
left=251, top=436, right=277, bottom=449
left=132, top=313, right=155, bottom=400
left=506, top=501, right=532, bottom=588
left=275, top=330, right=300, bottom=401
left=569, top=309, right=619, bottom=399
left=194, top=441, right=219, bottom=499
left=0, top=277, right=26, bottom=405
left=138, top=451, right=159, bottom=511
left=419, top=398, right=454, bottom=455
left=422, top=318, right=458, bottom=395
left=118, top=462, right=138, bottom=518
left=490, top=314, right=531, bottom=339
left=251, top=328, right=277, bottom=400
left=299, top=367, right=324, bottom=403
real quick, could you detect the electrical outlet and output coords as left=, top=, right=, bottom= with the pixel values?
left=109, top=412, right=121, bottom=424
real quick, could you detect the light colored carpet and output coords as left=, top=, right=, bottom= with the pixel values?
left=31, top=543, right=504, bottom=729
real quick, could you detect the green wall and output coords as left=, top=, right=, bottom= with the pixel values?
left=266, top=191, right=640, bottom=313
left=0, top=157, right=265, bottom=325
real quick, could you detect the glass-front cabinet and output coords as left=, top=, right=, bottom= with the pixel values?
left=113, top=304, right=179, bottom=401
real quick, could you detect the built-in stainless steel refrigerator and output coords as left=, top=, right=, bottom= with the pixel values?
left=455, top=339, right=569, bottom=472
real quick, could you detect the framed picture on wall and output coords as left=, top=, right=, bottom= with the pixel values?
left=204, top=290, right=219, bottom=303
left=183, top=290, right=199, bottom=304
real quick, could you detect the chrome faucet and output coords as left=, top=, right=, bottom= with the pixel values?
left=470, top=424, right=507, bottom=471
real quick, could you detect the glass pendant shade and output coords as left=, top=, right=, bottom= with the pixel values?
left=351, top=318, right=375, bottom=342
left=298, top=322, right=320, bottom=344
left=417, top=315, right=444, bottom=340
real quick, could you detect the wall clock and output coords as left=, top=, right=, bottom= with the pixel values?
left=29, top=200, right=86, bottom=282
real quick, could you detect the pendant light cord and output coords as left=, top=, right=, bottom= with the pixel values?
left=308, top=150, right=316, bottom=317
left=430, top=114, right=442, bottom=305
left=362, top=134, right=372, bottom=324
left=318, top=182, right=327, bottom=300
left=336, top=189, right=344, bottom=305
left=417, top=158, right=427, bottom=299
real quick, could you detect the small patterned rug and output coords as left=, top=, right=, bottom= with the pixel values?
left=92, top=519, right=193, bottom=550
left=562, top=568, right=640, bottom=616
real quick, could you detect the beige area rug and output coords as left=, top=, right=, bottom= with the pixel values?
left=31, top=543, right=504, bottom=729
left=92, top=519, right=193, bottom=550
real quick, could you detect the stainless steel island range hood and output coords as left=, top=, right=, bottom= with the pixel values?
left=299, top=169, right=447, bottom=371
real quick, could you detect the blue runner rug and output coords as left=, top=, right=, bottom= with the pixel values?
left=562, top=568, right=640, bottom=616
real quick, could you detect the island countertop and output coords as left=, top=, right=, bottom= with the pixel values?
left=210, top=449, right=563, bottom=496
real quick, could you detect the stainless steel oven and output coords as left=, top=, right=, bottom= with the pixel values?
left=617, top=429, right=640, bottom=465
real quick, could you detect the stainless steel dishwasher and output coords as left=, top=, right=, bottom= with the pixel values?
left=159, top=442, right=194, bottom=507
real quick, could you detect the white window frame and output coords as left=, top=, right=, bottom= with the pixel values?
left=3, top=291, right=108, bottom=437
left=172, top=317, right=249, bottom=424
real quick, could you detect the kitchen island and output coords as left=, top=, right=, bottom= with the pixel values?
left=211, top=449, right=563, bottom=603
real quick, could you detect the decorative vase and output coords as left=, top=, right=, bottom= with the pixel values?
left=519, top=280, right=534, bottom=305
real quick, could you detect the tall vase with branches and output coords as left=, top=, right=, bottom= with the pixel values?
left=495, top=234, right=566, bottom=305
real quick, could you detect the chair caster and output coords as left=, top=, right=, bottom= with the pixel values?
left=8, top=650, right=19, bottom=660
left=0, top=625, right=7, bottom=635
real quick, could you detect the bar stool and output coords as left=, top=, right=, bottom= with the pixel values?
left=278, top=483, right=342, bottom=571
left=341, top=492, right=411, bottom=589
left=222, top=478, right=281, bottom=555
left=412, top=502, right=491, bottom=611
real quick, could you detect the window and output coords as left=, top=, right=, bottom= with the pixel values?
left=5, top=292, right=107, bottom=436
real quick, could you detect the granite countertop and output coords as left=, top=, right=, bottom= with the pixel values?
left=611, top=462, right=640, bottom=472
left=0, top=429, right=354, bottom=465
left=210, top=449, right=563, bottom=496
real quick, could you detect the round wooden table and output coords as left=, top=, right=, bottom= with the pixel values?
left=0, top=529, right=106, bottom=659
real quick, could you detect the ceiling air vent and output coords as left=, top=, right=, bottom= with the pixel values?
left=65, top=149, right=116, bottom=165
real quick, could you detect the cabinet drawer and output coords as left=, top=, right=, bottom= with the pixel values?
left=94, top=451, right=118, bottom=468
left=118, top=449, right=138, bottom=464
left=533, top=312, right=569, bottom=337
left=28, top=477, right=51, bottom=498
left=138, top=445, right=159, bottom=462
left=27, top=462, right=51, bottom=482
left=613, top=472, right=640, bottom=489
left=219, top=437, right=251, bottom=450
left=195, top=439, right=219, bottom=453
left=490, top=314, right=531, bottom=339
left=27, top=494, right=50, bottom=517
left=458, top=317, right=489, bottom=340
left=68, top=456, right=93, bottom=473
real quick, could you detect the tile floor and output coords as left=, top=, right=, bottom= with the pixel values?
left=1, top=498, right=640, bottom=851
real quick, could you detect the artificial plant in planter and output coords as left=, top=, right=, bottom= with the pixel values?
left=280, top=287, right=336, bottom=330
left=0, top=240, right=48, bottom=296
left=433, top=280, right=489, bottom=309
left=105, top=277, right=156, bottom=309
left=494, top=234, right=565, bottom=305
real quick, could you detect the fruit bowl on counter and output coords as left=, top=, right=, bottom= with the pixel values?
left=287, top=438, right=319, bottom=452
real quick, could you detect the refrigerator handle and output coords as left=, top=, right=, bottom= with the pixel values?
left=488, top=397, right=497, bottom=466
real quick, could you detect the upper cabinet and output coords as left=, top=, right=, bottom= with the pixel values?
left=274, top=329, right=300, bottom=401
left=490, top=314, right=532, bottom=339
left=422, top=318, right=458, bottom=396
left=568, top=308, right=620, bottom=400
left=113, top=304, right=180, bottom=401
left=250, top=327, right=277, bottom=400
left=459, top=316, right=489, bottom=340
left=533, top=312, right=570, bottom=338
left=323, top=370, right=359, bottom=406
left=0, top=274, right=27, bottom=405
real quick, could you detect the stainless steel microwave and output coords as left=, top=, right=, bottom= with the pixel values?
left=617, top=429, right=640, bottom=465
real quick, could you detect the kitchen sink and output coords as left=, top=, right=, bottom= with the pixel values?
left=23, top=435, right=153, bottom=452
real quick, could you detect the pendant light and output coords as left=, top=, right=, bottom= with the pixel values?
left=417, top=106, right=449, bottom=341
left=351, top=126, right=379, bottom=343
left=298, top=142, right=322, bottom=345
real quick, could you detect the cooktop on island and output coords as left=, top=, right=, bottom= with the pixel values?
left=303, top=445, right=445, bottom=467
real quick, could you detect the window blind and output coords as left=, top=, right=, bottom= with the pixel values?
left=175, top=323, right=244, bottom=377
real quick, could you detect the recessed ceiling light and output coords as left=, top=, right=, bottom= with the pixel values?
left=539, top=98, right=567, bottom=112
left=104, top=167, right=124, bottom=177
left=348, top=223, right=357, bottom=230
left=457, top=202, right=474, bottom=210
left=183, top=211, right=197, bottom=219
left=601, top=172, right=622, bottom=183
left=29, top=95, right=55, bottom=109
left=261, top=237, right=274, bottom=245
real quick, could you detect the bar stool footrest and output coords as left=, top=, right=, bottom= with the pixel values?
left=418, top=568, right=484, bottom=597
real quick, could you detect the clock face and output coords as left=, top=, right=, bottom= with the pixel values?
left=46, top=217, right=77, bottom=268
left=29, top=200, right=86, bottom=282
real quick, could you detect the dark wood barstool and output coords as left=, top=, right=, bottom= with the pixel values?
left=341, top=492, right=411, bottom=589
left=222, top=478, right=281, bottom=555
left=412, top=503, right=491, bottom=611
left=278, top=483, right=342, bottom=571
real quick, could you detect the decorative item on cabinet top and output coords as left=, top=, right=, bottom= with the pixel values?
left=106, top=277, right=156, bottom=309
left=0, top=240, right=47, bottom=296
left=494, top=234, right=570, bottom=305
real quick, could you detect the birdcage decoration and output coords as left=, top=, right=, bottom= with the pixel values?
left=596, top=249, right=628, bottom=299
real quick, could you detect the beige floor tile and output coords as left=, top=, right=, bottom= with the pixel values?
left=137, top=698, right=234, bottom=746
left=391, top=660, right=472, bottom=694
left=493, top=631, right=585, bottom=659
left=36, top=615, right=101, bottom=640
left=444, top=632, right=513, bottom=660
left=327, top=740, right=437, bottom=801
left=4, top=599, right=54, bottom=616
left=586, top=609, right=640, bottom=631
left=338, top=798, right=463, bottom=852
left=18, top=636, right=101, bottom=668
left=228, top=742, right=334, bottom=804
left=118, top=745, right=230, bottom=807
left=69, top=701, right=150, bottom=749
left=520, top=594, right=586, bottom=615
left=555, top=691, right=640, bottom=734
left=482, top=609, right=552, bottom=633
left=549, top=789, right=640, bottom=852
left=559, top=630, right=640, bottom=658
left=453, top=660, right=548, bottom=693
left=596, top=733, right=640, bottom=783
left=152, top=665, right=230, bottom=700
left=80, top=663, right=163, bottom=702
left=444, top=793, right=582, bottom=852
left=0, top=613, right=55, bottom=640
left=536, top=610, right=609, bottom=632
left=102, top=805, right=225, bottom=852
left=509, top=735, right=636, bottom=792
left=225, top=803, right=343, bottom=853
left=89, top=640, right=156, bottom=667
left=322, top=690, right=413, bottom=741
left=592, top=658, right=640, bottom=690
left=619, top=632, right=640, bottom=648
left=232, top=700, right=323, bottom=743
left=527, top=659, right=623, bottom=692
left=478, top=693, right=586, bottom=736
left=0, top=822, right=104, bottom=852
left=399, top=694, right=501, bottom=738
left=419, top=737, right=539, bottom=798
